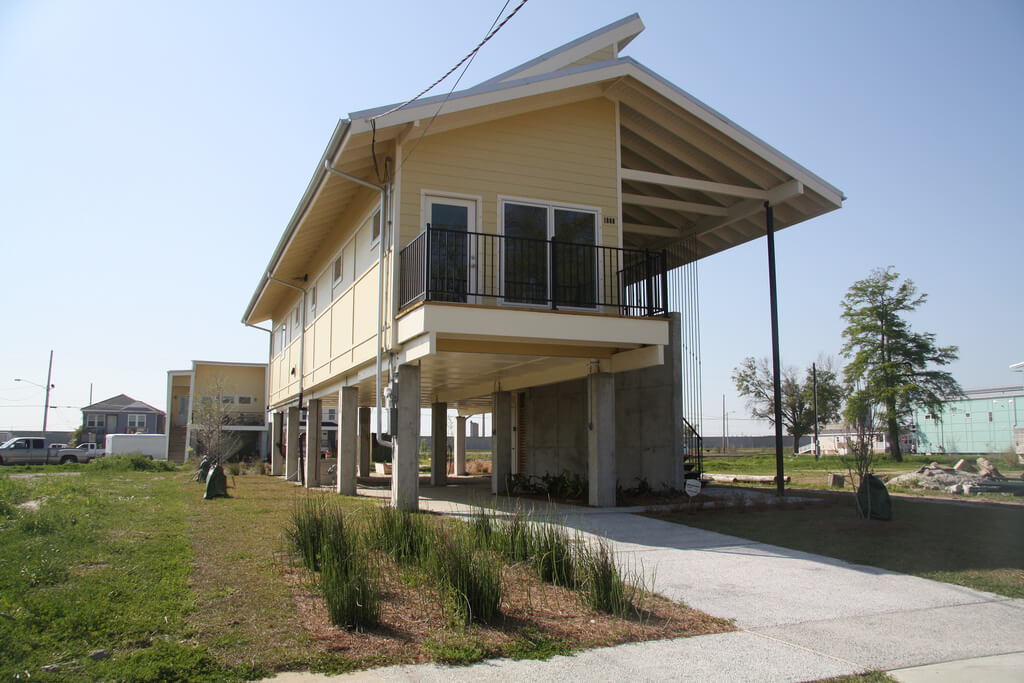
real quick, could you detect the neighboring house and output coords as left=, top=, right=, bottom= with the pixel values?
left=241, top=15, right=843, bottom=507
left=913, top=386, right=1023, bottom=455
left=166, top=361, right=268, bottom=464
left=808, top=423, right=902, bottom=456
left=81, top=395, right=165, bottom=445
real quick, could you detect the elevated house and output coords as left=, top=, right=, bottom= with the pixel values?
left=242, top=15, right=843, bottom=507
left=165, top=361, right=268, bottom=464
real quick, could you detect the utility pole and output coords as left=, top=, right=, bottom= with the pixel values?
left=722, top=394, right=726, bottom=453
left=43, top=350, right=53, bottom=441
left=89, top=382, right=93, bottom=406
left=812, top=362, right=820, bottom=460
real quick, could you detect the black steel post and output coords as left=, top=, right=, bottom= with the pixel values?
left=765, top=202, right=785, bottom=496
left=644, top=249, right=653, bottom=317
left=812, top=362, right=820, bottom=460
left=660, top=249, right=669, bottom=316
left=424, top=224, right=431, bottom=302
left=550, top=239, right=558, bottom=310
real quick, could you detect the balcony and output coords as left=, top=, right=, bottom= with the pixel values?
left=399, top=227, right=669, bottom=317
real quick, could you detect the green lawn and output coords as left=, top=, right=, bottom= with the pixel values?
left=656, top=493, right=1024, bottom=598
left=702, top=451, right=1024, bottom=496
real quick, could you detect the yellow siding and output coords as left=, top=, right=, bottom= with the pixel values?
left=193, top=364, right=266, bottom=414
left=400, top=98, right=619, bottom=249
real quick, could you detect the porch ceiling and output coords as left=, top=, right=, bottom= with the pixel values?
left=610, top=79, right=843, bottom=264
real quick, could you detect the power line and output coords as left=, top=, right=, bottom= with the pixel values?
left=369, top=0, right=528, bottom=122
left=401, top=0, right=511, bottom=166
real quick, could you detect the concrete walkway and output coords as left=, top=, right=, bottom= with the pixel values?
left=263, top=481, right=1024, bottom=682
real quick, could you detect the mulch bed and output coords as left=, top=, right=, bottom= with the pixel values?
left=284, top=552, right=734, bottom=666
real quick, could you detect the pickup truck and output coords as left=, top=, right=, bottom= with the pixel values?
left=55, top=443, right=105, bottom=464
left=0, top=438, right=103, bottom=465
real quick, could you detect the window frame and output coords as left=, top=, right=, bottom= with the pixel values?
left=126, top=414, right=148, bottom=430
left=497, top=195, right=601, bottom=310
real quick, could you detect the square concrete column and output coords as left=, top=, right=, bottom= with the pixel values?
left=304, top=399, right=321, bottom=488
left=358, top=406, right=372, bottom=477
left=492, top=392, right=512, bottom=495
left=391, top=363, right=420, bottom=510
left=285, top=406, right=300, bottom=482
left=270, top=412, right=284, bottom=476
left=454, top=416, right=467, bottom=476
left=588, top=371, right=616, bottom=507
left=430, top=402, right=448, bottom=486
left=338, top=387, right=358, bottom=496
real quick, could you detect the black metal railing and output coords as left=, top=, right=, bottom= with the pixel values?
left=681, top=415, right=703, bottom=480
left=398, top=226, right=669, bottom=317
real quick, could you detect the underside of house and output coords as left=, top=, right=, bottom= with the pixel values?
left=242, top=14, right=843, bottom=507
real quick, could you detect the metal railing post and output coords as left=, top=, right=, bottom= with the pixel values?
left=644, top=249, right=653, bottom=317
left=660, top=249, right=669, bottom=316
left=424, top=224, right=431, bottom=302
left=549, top=238, right=558, bottom=310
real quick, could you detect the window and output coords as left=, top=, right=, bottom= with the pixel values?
left=221, top=395, right=235, bottom=405
left=86, top=414, right=103, bottom=428
left=333, top=255, right=343, bottom=283
left=237, top=395, right=253, bottom=406
left=371, top=210, right=381, bottom=243
left=309, top=286, right=317, bottom=318
left=127, top=414, right=147, bottom=431
left=501, top=199, right=598, bottom=307
left=326, top=407, right=337, bottom=423
left=988, top=411, right=993, bottom=422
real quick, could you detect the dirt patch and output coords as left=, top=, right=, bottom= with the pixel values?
left=283, top=552, right=733, bottom=666
left=15, top=499, right=42, bottom=511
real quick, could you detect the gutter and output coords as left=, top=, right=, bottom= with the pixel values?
left=323, top=160, right=393, bottom=451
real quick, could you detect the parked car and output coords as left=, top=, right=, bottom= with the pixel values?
left=49, top=443, right=67, bottom=450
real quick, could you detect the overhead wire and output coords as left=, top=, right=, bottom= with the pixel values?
left=369, top=0, right=527, bottom=123
left=401, top=0, right=512, bottom=166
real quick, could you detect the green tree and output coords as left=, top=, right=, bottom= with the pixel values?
left=840, top=267, right=961, bottom=462
left=732, top=356, right=843, bottom=454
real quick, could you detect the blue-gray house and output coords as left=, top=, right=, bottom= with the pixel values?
left=82, top=394, right=166, bottom=445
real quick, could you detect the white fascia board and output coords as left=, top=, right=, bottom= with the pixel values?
left=622, top=59, right=846, bottom=208
left=191, top=360, right=268, bottom=369
left=348, top=59, right=633, bottom=133
left=473, top=13, right=645, bottom=87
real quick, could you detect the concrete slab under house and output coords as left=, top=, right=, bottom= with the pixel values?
left=241, top=14, right=843, bottom=508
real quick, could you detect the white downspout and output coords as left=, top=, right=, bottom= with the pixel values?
left=323, top=160, right=394, bottom=450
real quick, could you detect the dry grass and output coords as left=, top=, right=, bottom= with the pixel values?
left=186, top=475, right=731, bottom=675
left=465, top=458, right=492, bottom=475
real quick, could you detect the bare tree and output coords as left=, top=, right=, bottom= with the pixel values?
left=191, top=376, right=243, bottom=466
left=839, top=390, right=878, bottom=519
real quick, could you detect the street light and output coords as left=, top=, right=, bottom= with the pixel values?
left=14, top=350, right=54, bottom=442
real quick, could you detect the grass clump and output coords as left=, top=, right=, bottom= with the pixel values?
left=286, top=495, right=329, bottom=571
left=576, top=537, right=645, bottom=618
left=90, top=454, right=178, bottom=472
left=531, top=522, right=576, bottom=588
left=319, top=514, right=381, bottom=630
left=366, top=504, right=432, bottom=565
left=422, top=635, right=489, bottom=665
left=428, top=524, right=502, bottom=625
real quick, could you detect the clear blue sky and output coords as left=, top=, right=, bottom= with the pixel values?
left=2, top=0, right=1021, bottom=435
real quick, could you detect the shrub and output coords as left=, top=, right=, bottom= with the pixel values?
left=89, top=455, right=177, bottom=472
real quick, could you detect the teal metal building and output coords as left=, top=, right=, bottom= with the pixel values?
left=913, top=386, right=1022, bottom=454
